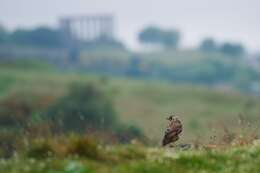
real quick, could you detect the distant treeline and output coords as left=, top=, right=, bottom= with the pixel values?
left=139, top=26, right=246, bottom=57
left=138, top=26, right=180, bottom=49
left=0, top=26, right=63, bottom=48
left=1, top=24, right=247, bottom=57
left=0, top=25, right=124, bottom=49
left=0, top=23, right=246, bottom=56
left=199, top=38, right=245, bottom=57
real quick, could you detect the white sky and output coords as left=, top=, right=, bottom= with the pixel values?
left=0, top=0, right=259, bottom=52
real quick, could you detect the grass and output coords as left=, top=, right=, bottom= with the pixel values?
left=79, top=48, right=260, bottom=94
left=113, top=80, right=260, bottom=142
left=1, top=60, right=260, bottom=173
left=0, top=66, right=260, bottom=143
left=1, top=141, right=260, bottom=173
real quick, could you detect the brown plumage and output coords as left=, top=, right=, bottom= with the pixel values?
left=162, top=115, right=183, bottom=146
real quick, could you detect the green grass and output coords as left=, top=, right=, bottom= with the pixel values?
left=1, top=141, right=260, bottom=173
left=1, top=66, right=260, bottom=143
left=1, top=60, right=260, bottom=173
left=79, top=48, right=260, bottom=93
left=112, top=79, right=260, bottom=142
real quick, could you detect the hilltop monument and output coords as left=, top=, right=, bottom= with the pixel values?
left=59, top=14, right=115, bottom=63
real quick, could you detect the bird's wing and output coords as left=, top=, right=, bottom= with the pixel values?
left=165, top=121, right=182, bottom=136
left=162, top=131, right=179, bottom=146
left=164, top=128, right=177, bottom=137
left=162, top=119, right=183, bottom=146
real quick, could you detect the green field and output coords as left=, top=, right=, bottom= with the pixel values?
left=1, top=65, right=260, bottom=143
left=1, top=60, right=260, bottom=173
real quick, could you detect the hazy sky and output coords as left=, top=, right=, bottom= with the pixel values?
left=0, top=0, right=259, bottom=51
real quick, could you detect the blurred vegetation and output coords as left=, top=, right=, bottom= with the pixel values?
left=219, top=42, right=245, bottom=57
left=0, top=15, right=260, bottom=173
left=138, top=26, right=180, bottom=48
left=0, top=23, right=260, bottom=173
left=0, top=69, right=148, bottom=158
left=46, top=83, right=118, bottom=133
left=10, top=27, right=63, bottom=48
left=199, top=37, right=245, bottom=57
left=0, top=24, right=124, bottom=50
left=26, top=135, right=102, bottom=160
left=0, top=65, right=259, bottom=144
left=0, top=25, right=8, bottom=44
left=0, top=24, right=259, bottom=94
left=0, top=140, right=260, bottom=173
left=199, top=38, right=218, bottom=52
left=79, top=49, right=260, bottom=93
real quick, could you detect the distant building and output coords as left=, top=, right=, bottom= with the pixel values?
left=0, top=14, right=117, bottom=65
left=59, top=14, right=115, bottom=44
left=59, top=14, right=115, bottom=63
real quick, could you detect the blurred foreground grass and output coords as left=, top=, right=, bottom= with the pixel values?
left=0, top=141, right=260, bottom=173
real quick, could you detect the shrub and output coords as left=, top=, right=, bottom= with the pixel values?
left=0, top=92, right=56, bottom=128
left=0, top=96, right=32, bottom=128
left=25, top=135, right=103, bottom=160
left=115, top=124, right=147, bottom=144
left=65, top=135, right=102, bottom=159
left=26, top=138, right=54, bottom=159
left=0, top=131, right=17, bottom=158
left=47, top=83, right=118, bottom=133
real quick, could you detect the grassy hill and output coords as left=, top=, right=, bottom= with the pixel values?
left=113, top=80, right=260, bottom=143
left=80, top=49, right=260, bottom=93
left=1, top=61, right=260, bottom=173
left=1, top=65, right=260, bottom=143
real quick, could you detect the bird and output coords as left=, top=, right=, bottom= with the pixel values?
left=162, top=115, right=183, bottom=147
